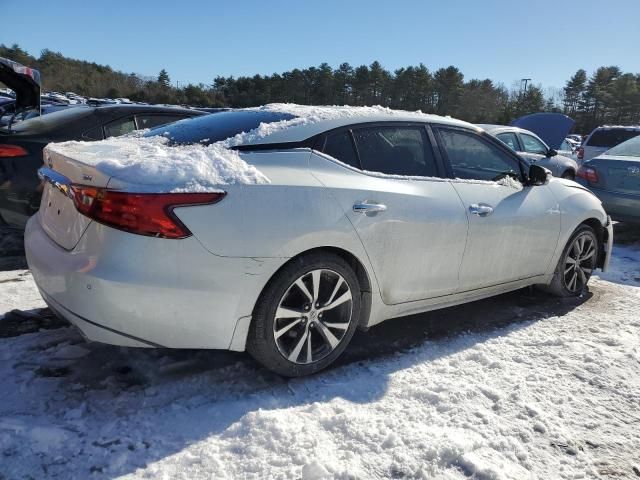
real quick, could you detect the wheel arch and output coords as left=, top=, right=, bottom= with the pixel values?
left=254, top=246, right=373, bottom=330
left=580, top=217, right=608, bottom=269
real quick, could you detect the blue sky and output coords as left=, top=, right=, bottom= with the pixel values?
left=2, top=0, right=639, bottom=90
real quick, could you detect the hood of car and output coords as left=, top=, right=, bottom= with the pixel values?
left=510, top=113, right=575, bottom=150
left=0, top=57, right=41, bottom=112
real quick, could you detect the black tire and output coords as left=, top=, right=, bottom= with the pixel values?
left=545, top=224, right=598, bottom=297
left=561, top=170, right=575, bottom=180
left=247, top=252, right=362, bottom=377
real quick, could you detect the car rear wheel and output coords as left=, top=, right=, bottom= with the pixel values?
left=247, top=253, right=361, bottom=377
left=561, top=170, right=575, bottom=180
left=545, top=224, right=598, bottom=297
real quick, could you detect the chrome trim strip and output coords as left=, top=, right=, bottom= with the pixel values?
left=37, top=167, right=74, bottom=199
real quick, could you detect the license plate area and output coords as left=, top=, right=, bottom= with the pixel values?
left=40, top=183, right=92, bottom=250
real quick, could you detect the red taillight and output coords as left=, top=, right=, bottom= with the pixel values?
left=70, top=186, right=225, bottom=239
left=577, top=165, right=598, bottom=183
left=0, top=144, right=28, bottom=157
left=577, top=146, right=584, bottom=160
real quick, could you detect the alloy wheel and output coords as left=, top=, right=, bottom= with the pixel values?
left=273, top=269, right=353, bottom=365
left=563, top=232, right=597, bottom=293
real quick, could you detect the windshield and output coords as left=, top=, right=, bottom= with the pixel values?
left=146, top=110, right=296, bottom=145
left=605, top=135, right=640, bottom=157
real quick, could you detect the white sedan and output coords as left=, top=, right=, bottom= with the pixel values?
left=25, top=106, right=613, bottom=376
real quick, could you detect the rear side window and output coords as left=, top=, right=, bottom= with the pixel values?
left=104, top=117, right=136, bottom=138
left=82, top=126, right=103, bottom=140
left=587, top=129, right=640, bottom=148
left=322, top=131, right=359, bottom=168
left=439, top=129, right=520, bottom=182
left=146, top=110, right=296, bottom=145
left=136, top=114, right=189, bottom=130
left=352, top=126, right=437, bottom=177
left=496, top=132, right=520, bottom=151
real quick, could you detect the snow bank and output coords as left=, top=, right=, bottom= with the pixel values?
left=1, top=241, right=639, bottom=479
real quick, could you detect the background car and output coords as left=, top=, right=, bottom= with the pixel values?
left=558, top=138, right=578, bottom=159
left=0, top=104, right=205, bottom=228
left=26, top=107, right=612, bottom=377
left=478, top=124, right=579, bottom=179
left=578, top=125, right=640, bottom=162
left=576, top=134, right=640, bottom=224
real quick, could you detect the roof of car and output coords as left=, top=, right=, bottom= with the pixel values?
left=590, top=125, right=640, bottom=132
left=240, top=106, right=480, bottom=145
left=476, top=124, right=528, bottom=134
left=91, top=104, right=203, bottom=115
left=3, top=104, right=203, bottom=134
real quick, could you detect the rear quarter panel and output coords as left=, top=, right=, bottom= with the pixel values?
left=175, top=150, right=373, bottom=270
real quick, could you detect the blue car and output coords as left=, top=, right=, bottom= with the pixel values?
left=576, top=135, right=640, bottom=224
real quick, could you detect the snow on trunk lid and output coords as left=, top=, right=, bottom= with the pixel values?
left=39, top=147, right=111, bottom=250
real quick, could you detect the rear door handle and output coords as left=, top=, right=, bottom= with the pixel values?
left=469, top=203, right=494, bottom=217
left=353, top=201, right=387, bottom=216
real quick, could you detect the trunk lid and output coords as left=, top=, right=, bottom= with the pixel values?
left=510, top=113, right=575, bottom=150
left=0, top=57, right=41, bottom=114
left=39, top=146, right=111, bottom=250
left=587, top=154, right=640, bottom=195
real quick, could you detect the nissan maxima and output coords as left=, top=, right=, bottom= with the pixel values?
left=25, top=106, right=613, bottom=376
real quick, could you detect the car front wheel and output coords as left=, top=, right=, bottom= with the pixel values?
left=545, top=224, right=598, bottom=297
left=247, top=253, right=361, bottom=377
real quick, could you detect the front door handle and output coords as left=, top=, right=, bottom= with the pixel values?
left=353, top=201, right=387, bottom=216
left=469, top=203, right=494, bottom=217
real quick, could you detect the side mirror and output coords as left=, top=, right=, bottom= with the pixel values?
left=528, top=164, right=551, bottom=186
left=546, top=148, right=558, bottom=157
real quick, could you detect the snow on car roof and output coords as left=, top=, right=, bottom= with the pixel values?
left=45, top=104, right=478, bottom=192
left=236, top=103, right=479, bottom=146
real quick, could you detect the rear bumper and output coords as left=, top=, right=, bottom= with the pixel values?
left=25, top=215, right=282, bottom=349
left=587, top=186, right=640, bottom=224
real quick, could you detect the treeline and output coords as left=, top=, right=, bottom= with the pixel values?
left=563, top=67, right=640, bottom=132
left=2, top=43, right=639, bottom=133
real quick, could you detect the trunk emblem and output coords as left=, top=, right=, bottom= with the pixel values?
left=82, top=174, right=93, bottom=182
left=628, top=166, right=640, bottom=177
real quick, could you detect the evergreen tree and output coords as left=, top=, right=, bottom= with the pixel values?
left=157, top=69, right=171, bottom=88
left=434, top=66, right=464, bottom=115
left=563, top=69, right=587, bottom=116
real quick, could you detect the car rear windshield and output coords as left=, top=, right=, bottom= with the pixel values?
left=586, top=128, right=640, bottom=148
left=605, top=135, right=640, bottom=157
left=145, top=110, right=296, bottom=145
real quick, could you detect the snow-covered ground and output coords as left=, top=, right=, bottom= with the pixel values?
left=1, top=232, right=639, bottom=479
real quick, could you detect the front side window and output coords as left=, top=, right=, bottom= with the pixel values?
left=521, top=134, right=548, bottom=155
left=352, top=126, right=437, bottom=177
left=322, top=131, right=359, bottom=168
left=439, top=129, right=520, bottom=182
left=496, top=132, right=520, bottom=151
left=104, top=117, right=136, bottom=138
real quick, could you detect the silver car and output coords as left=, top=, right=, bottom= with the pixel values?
left=479, top=124, right=579, bottom=179
left=25, top=107, right=613, bottom=376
